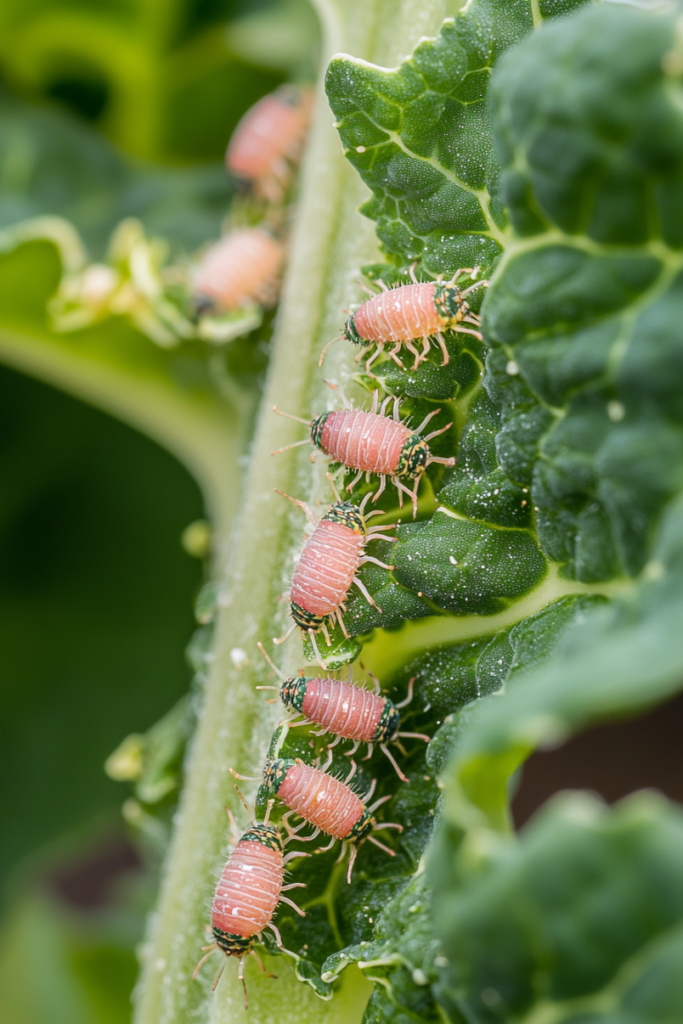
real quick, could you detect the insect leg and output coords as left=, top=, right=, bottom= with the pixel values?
left=405, top=340, right=422, bottom=370
left=372, top=474, right=387, bottom=504
left=283, top=850, right=311, bottom=863
left=281, top=882, right=307, bottom=891
left=210, top=956, right=229, bottom=995
left=315, top=834, right=338, bottom=853
left=321, top=622, right=331, bottom=646
left=250, top=949, right=276, bottom=977
left=279, top=896, right=306, bottom=917
left=343, top=739, right=360, bottom=758
left=273, top=621, right=297, bottom=645
left=380, top=742, right=409, bottom=782
left=359, top=555, right=395, bottom=570
left=397, top=731, right=431, bottom=741
left=346, top=845, right=359, bottom=883
left=394, top=676, right=417, bottom=708
left=435, top=331, right=450, bottom=366
left=353, top=576, right=382, bottom=611
left=388, top=342, right=404, bottom=368
left=363, top=741, right=374, bottom=761
left=308, top=631, right=328, bottom=669
left=368, top=793, right=391, bottom=813
left=328, top=734, right=343, bottom=750
left=346, top=468, right=364, bottom=493
left=393, top=396, right=401, bottom=422
left=365, top=344, right=384, bottom=376
left=344, top=759, right=358, bottom=784
left=453, top=325, right=483, bottom=340
left=192, top=945, right=218, bottom=980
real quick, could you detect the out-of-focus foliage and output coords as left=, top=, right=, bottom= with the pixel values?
left=0, top=0, right=318, bottom=163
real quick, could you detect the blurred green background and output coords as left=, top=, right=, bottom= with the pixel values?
left=0, top=1, right=319, bottom=1021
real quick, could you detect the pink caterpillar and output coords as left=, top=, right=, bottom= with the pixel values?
left=259, top=758, right=401, bottom=883
left=274, top=479, right=395, bottom=667
left=226, top=85, right=313, bottom=203
left=193, top=788, right=307, bottom=1006
left=320, top=266, right=486, bottom=374
left=258, top=645, right=429, bottom=782
left=193, top=228, right=284, bottom=315
left=272, top=385, right=455, bottom=517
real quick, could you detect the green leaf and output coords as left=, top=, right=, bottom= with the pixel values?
left=432, top=792, right=683, bottom=1023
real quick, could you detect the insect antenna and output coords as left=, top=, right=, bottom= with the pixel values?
left=257, top=641, right=288, bottom=681
left=367, top=835, right=396, bottom=856
left=274, top=488, right=317, bottom=526
left=460, top=279, right=488, bottom=298
left=318, top=335, right=344, bottom=367
left=413, top=408, right=441, bottom=434
left=271, top=439, right=312, bottom=455
left=272, top=405, right=311, bottom=425
left=229, top=767, right=260, bottom=782
left=234, top=785, right=257, bottom=824
left=324, top=378, right=353, bottom=408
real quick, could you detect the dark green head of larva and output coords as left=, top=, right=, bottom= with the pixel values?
left=280, top=676, right=308, bottom=712
left=322, top=500, right=366, bottom=534
left=240, top=822, right=283, bottom=853
left=310, top=411, right=330, bottom=450
left=343, top=807, right=375, bottom=846
left=262, top=758, right=295, bottom=795
left=212, top=928, right=254, bottom=956
left=396, top=434, right=428, bottom=480
left=373, top=700, right=401, bottom=743
left=290, top=600, right=325, bottom=631
left=434, top=283, right=468, bottom=325
left=343, top=313, right=364, bottom=345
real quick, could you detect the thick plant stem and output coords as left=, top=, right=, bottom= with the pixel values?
left=133, top=3, right=462, bottom=1023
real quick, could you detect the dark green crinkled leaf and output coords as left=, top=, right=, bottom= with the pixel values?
left=325, top=0, right=589, bottom=276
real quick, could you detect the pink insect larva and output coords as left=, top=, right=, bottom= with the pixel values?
left=226, top=85, right=313, bottom=202
left=272, top=387, right=456, bottom=517
left=193, top=790, right=307, bottom=1007
left=273, top=480, right=396, bottom=668
left=262, top=757, right=402, bottom=882
left=319, top=266, right=488, bottom=375
left=193, top=228, right=284, bottom=315
left=257, top=645, right=430, bottom=782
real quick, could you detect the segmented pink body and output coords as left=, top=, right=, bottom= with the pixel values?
left=320, top=410, right=411, bottom=476
left=278, top=762, right=365, bottom=839
left=354, top=283, right=443, bottom=342
left=226, top=87, right=312, bottom=189
left=194, top=229, right=283, bottom=312
left=301, top=678, right=385, bottom=742
left=290, top=520, right=363, bottom=618
left=211, top=839, right=283, bottom=939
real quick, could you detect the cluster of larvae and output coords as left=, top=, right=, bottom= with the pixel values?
left=194, top=81, right=489, bottom=1008
left=192, top=85, right=313, bottom=321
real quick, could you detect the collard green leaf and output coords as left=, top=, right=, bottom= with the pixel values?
left=432, top=792, right=683, bottom=1024
left=325, top=1, right=589, bottom=276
